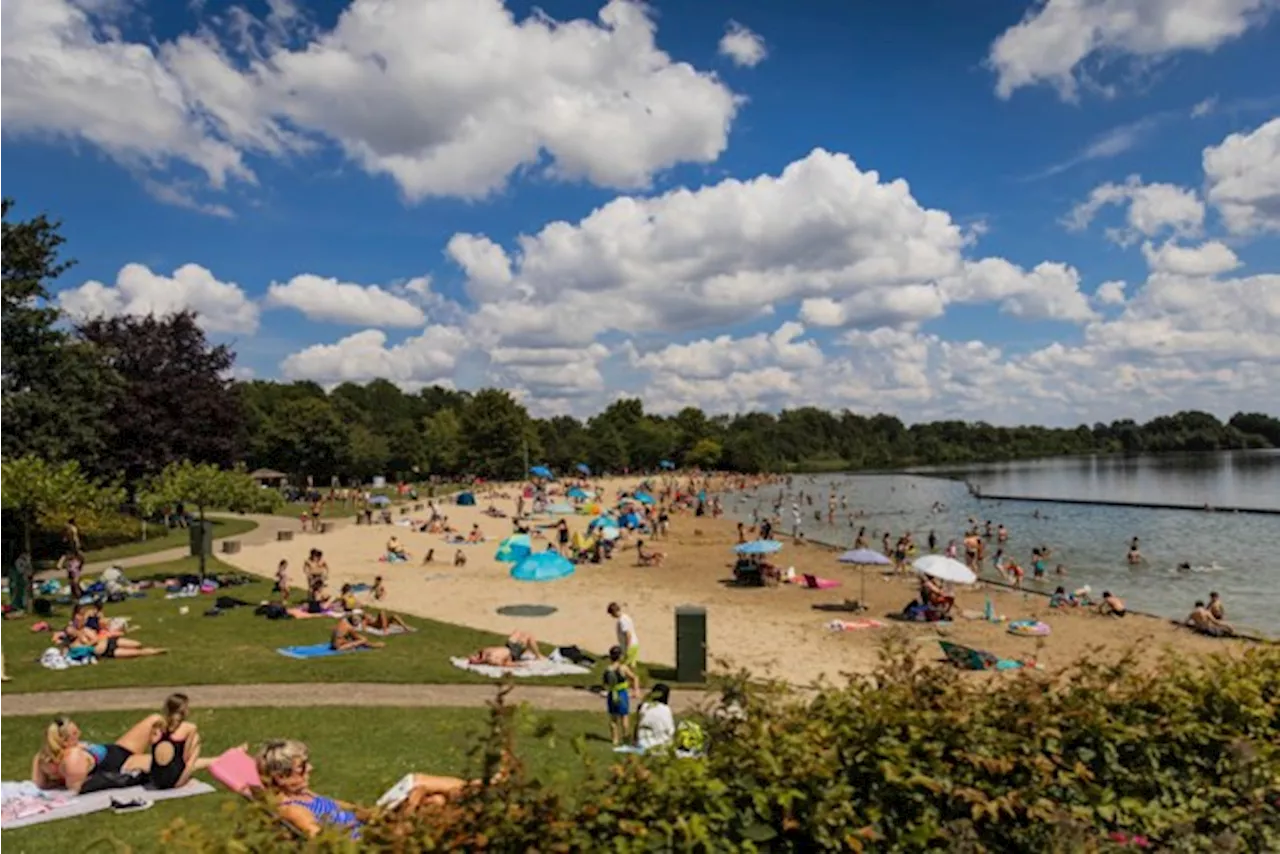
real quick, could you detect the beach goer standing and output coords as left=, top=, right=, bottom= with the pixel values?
left=1208, top=592, right=1226, bottom=621
left=608, top=602, right=640, bottom=668
left=603, top=645, right=640, bottom=746
left=275, top=560, right=290, bottom=602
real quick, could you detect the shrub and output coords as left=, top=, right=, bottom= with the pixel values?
left=163, top=641, right=1279, bottom=852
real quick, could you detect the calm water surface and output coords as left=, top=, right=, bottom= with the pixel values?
left=716, top=452, right=1280, bottom=633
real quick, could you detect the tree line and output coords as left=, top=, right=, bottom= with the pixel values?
left=5, top=198, right=1279, bottom=492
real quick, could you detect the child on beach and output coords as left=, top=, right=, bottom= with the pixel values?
left=274, top=560, right=290, bottom=602
left=603, top=646, right=639, bottom=746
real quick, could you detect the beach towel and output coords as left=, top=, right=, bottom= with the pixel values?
left=449, top=657, right=590, bottom=678
left=277, top=643, right=371, bottom=660
left=938, top=640, right=1023, bottom=672
left=826, top=618, right=886, bottom=632
left=364, top=625, right=416, bottom=636
left=801, top=574, right=840, bottom=590
left=1, top=780, right=214, bottom=830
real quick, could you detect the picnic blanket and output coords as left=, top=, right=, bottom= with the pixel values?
left=1, top=780, right=214, bottom=830
left=826, top=618, right=886, bottom=632
left=277, top=643, right=370, bottom=660
left=450, top=657, right=589, bottom=678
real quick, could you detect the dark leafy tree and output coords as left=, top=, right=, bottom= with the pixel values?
left=459, top=389, right=539, bottom=480
left=77, top=312, right=243, bottom=484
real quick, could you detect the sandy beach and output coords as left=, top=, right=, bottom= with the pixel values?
left=219, top=478, right=1256, bottom=685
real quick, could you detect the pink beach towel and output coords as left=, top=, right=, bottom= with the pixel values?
left=802, top=574, right=841, bottom=590
left=209, top=748, right=261, bottom=795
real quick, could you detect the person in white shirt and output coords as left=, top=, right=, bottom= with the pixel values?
left=607, top=602, right=640, bottom=667
left=635, top=683, right=675, bottom=751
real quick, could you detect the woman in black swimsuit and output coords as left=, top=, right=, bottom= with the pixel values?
left=148, top=693, right=227, bottom=789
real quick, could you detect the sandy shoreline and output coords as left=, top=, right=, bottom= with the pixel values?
left=219, top=478, right=1255, bottom=685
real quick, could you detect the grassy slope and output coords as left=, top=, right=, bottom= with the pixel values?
left=1, top=705, right=612, bottom=853
left=2, top=557, right=621, bottom=693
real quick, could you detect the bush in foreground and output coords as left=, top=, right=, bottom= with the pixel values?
left=164, top=640, right=1278, bottom=852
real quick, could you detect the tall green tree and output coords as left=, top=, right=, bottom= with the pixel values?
left=1, top=200, right=118, bottom=469
left=423, top=408, right=464, bottom=475
left=460, top=390, right=538, bottom=480
left=1, top=456, right=124, bottom=559
left=259, top=397, right=351, bottom=482
left=77, top=312, right=243, bottom=483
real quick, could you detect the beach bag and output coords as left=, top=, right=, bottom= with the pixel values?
left=558, top=645, right=594, bottom=665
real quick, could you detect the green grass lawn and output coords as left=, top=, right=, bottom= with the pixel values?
left=1, top=705, right=613, bottom=853
left=3, top=556, right=633, bottom=693
left=79, top=517, right=260, bottom=565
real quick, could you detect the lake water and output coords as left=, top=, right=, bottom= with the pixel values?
left=716, top=452, right=1280, bottom=633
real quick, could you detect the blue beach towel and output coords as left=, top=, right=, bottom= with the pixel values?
left=276, top=643, right=369, bottom=660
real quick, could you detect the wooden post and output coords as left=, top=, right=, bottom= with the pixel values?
left=277, top=531, right=293, bottom=542
left=222, top=540, right=241, bottom=554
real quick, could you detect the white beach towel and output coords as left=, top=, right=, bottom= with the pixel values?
left=450, top=657, right=590, bottom=678
left=1, top=780, right=215, bottom=830
left=364, top=625, right=417, bottom=637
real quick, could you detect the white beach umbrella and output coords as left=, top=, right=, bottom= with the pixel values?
left=913, top=554, right=977, bottom=585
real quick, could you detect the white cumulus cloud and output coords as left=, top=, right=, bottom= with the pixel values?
left=1064, top=175, right=1205, bottom=244
left=1203, top=116, right=1280, bottom=234
left=57, top=263, right=259, bottom=334
left=988, top=0, right=1278, bottom=101
left=280, top=326, right=468, bottom=387
left=2, top=0, right=740, bottom=207
left=718, top=21, right=767, bottom=67
left=266, top=274, right=427, bottom=327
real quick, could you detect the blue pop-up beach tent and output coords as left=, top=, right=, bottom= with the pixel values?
left=495, top=534, right=533, bottom=563
left=510, top=551, right=575, bottom=582
left=456, top=492, right=476, bottom=506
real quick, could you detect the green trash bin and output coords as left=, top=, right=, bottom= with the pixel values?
left=189, top=520, right=214, bottom=557
left=675, top=605, right=707, bottom=684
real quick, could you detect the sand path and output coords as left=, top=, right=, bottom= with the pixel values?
left=0, top=682, right=712, bottom=716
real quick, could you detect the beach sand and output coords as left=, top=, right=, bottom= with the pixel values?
left=219, top=478, right=1255, bottom=686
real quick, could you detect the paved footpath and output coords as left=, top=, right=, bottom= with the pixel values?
left=0, top=683, right=713, bottom=717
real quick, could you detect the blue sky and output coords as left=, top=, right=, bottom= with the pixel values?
left=4, top=0, right=1278, bottom=425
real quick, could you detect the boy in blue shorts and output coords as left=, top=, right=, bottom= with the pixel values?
left=602, top=645, right=639, bottom=745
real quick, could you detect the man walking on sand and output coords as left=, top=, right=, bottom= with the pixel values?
left=607, top=602, right=640, bottom=668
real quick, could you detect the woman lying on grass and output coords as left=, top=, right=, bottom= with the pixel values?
left=33, top=716, right=154, bottom=792
left=256, top=739, right=504, bottom=838
left=56, top=624, right=167, bottom=661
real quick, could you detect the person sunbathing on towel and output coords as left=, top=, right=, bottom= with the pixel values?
left=33, top=715, right=155, bottom=792
left=60, top=625, right=167, bottom=661
left=468, top=645, right=519, bottom=667
left=351, top=608, right=411, bottom=635
left=467, top=524, right=485, bottom=543
left=504, top=630, right=543, bottom=660
left=331, top=611, right=384, bottom=652
left=256, top=739, right=504, bottom=839
left=386, top=536, right=409, bottom=560
left=636, top=540, right=666, bottom=566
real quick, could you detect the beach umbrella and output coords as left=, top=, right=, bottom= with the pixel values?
left=914, top=555, right=977, bottom=585
left=567, top=487, right=591, bottom=500
left=510, top=551, right=576, bottom=582
left=837, top=549, right=892, bottom=609
left=659, top=460, right=675, bottom=470
left=369, top=495, right=391, bottom=507
left=588, top=515, right=619, bottom=532
left=735, top=539, right=783, bottom=555
left=632, top=492, right=655, bottom=505
left=495, top=534, right=533, bottom=563
left=837, top=549, right=891, bottom=565
left=530, top=465, right=553, bottom=479
left=618, top=512, right=642, bottom=529
left=546, top=502, right=575, bottom=515
left=597, top=526, right=621, bottom=541
left=576, top=463, right=591, bottom=475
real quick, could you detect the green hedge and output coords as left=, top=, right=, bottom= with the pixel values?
left=163, top=640, right=1279, bottom=852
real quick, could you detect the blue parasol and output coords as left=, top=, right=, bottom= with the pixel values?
left=735, top=539, right=783, bottom=555
left=566, top=487, right=591, bottom=500
left=576, top=463, right=591, bottom=475
left=530, top=465, right=553, bottom=479
left=510, top=551, right=575, bottom=582
left=632, top=492, right=655, bottom=505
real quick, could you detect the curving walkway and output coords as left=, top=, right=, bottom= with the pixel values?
left=0, top=683, right=712, bottom=717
